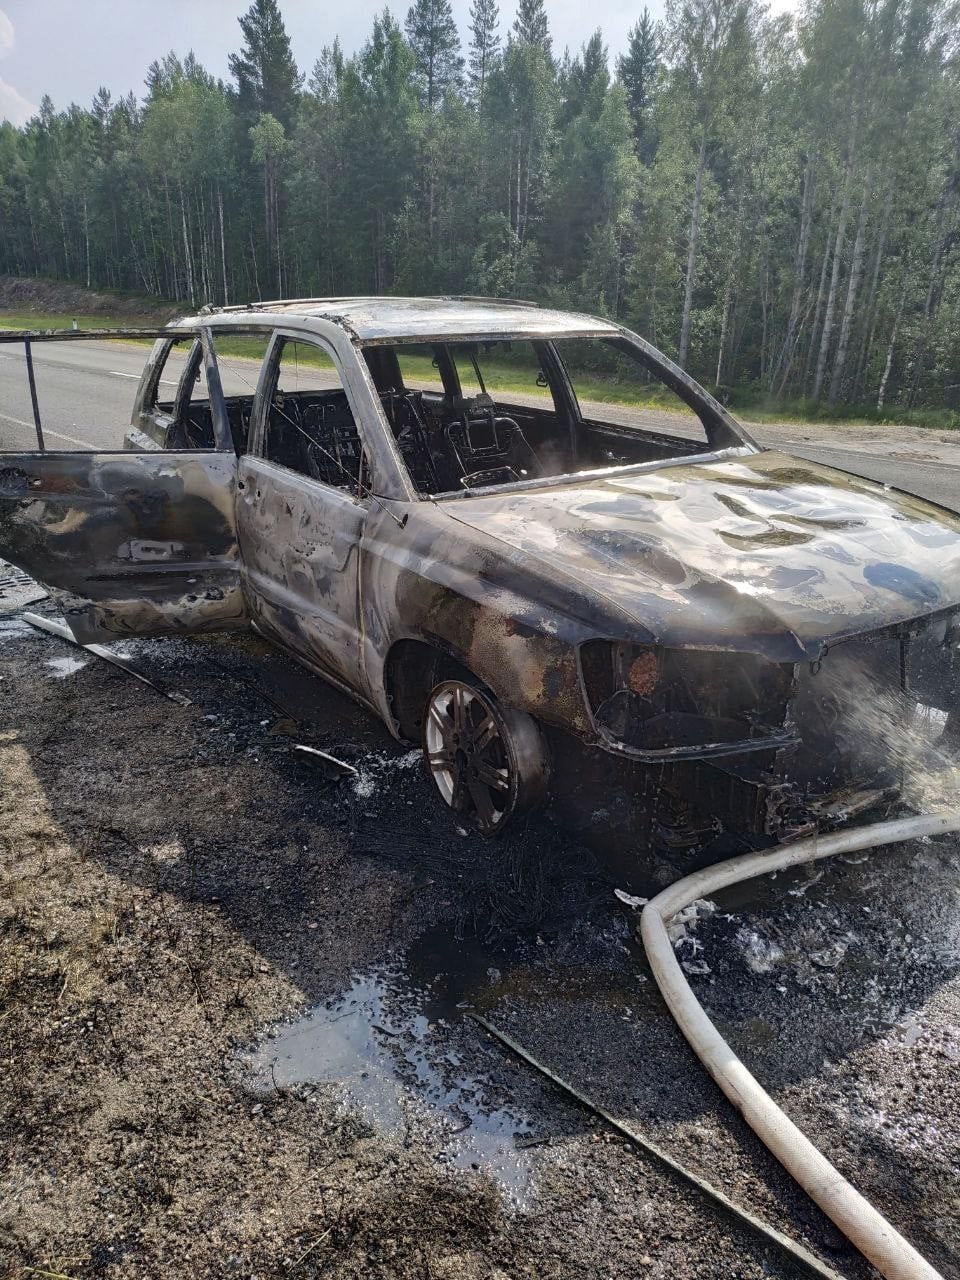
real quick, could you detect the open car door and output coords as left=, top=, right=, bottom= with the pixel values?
left=0, top=327, right=247, bottom=643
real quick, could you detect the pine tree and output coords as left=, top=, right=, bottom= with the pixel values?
left=228, top=0, right=303, bottom=132
left=512, top=0, right=551, bottom=56
left=616, top=9, right=659, bottom=155
left=468, top=0, right=501, bottom=114
left=405, top=0, right=464, bottom=109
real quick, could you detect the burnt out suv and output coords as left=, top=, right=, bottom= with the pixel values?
left=1, top=297, right=959, bottom=855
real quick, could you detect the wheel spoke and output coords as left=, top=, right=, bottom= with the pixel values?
left=427, top=748, right=455, bottom=774
left=452, top=684, right=467, bottom=735
left=470, top=713, right=498, bottom=752
left=467, top=773, right=497, bottom=829
left=451, top=762, right=471, bottom=813
left=428, top=700, right=454, bottom=744
left=475, top=760, right=509, bottom=792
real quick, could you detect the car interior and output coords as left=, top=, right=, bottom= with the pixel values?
left=154, top=333, right=724, bottom=497
left=361, top=337, right=718, bottom=495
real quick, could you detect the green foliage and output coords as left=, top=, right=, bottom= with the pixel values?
left=2, top=0, right=960, bottom=419
left=228, top=0, right=303, bottom=131
left=468, top=0, right=501, bottom=113
left=512, top=0, right=552, bottom=55
left=617, top=10, right=659, bottom=158
left=405, top=0, right=464, bottom=108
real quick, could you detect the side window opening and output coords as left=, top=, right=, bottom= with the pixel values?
left=143, top=331, right=272, bottom=455
left=137, top=335, right=215, bottom=450
left=262, top=338, right=366, bottom=497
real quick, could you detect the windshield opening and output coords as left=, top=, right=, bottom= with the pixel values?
left=360, top=335, right=744, bottom=497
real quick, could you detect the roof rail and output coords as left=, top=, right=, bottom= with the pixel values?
left=438, top=294, right=540, bottom=309
left=209, top=296, right=358, bottom=314
left=207, top=294, right=543, bottom=315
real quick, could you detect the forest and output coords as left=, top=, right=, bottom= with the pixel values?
left=0, top=0, right=958, bottom=420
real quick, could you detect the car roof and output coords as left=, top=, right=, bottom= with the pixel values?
left=191, top=296, right=620, bottom=341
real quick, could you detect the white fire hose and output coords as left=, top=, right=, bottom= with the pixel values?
left=640, top=811, right=960, bottom=1280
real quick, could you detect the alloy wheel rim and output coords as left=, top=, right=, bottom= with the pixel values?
left=424, top=683, right=512, bottom=832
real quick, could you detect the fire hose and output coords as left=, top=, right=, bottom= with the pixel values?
left=640, top=810, right=959, bottom=1280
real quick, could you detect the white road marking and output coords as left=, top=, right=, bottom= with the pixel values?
left=110, top=370, right=177, bottom=387
left=43, top=427, right=101, bottom=449
left=0, top=410, right=97, bottom=449
left=0, top=410, right=35, bottom=430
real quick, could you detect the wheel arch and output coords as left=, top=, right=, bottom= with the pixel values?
left=383, top=636, right=482, bottom=741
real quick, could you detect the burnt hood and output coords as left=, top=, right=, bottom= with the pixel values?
left=444, top=451, right=960, bottom=663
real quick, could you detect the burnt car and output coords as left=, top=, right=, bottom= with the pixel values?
left=1, top=297, right=959, bottom=857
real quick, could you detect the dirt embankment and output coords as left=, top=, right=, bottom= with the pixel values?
left=0, top=276, right=180, bottom=323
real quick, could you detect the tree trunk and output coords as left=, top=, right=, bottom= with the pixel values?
left=828, top=166, right=873, bottom=408
left=163, top=176, right=179, bottom=299
left=852, top=179, right=891, bottom=401
left=812, top=147, right=854, bottom=404
left=219, top=186, right=228, bottom=305
left=877, top=282, right=906, bottom=410
left=249, top=222, right=262, bottom=301
left=906, top=189, right=959, bottom=407
left=275, top=172, right=283, bottom=299
left=83, top=195, right=91, bottom=290
left=717, top=180, right=746, bottom=386
left=772, top=151, right=815, bottom=396
left=802, top=193, right=839, bottom=393
left=178, top=179, right=195, bottom=306
left=679, top=131, right=708, bottom=369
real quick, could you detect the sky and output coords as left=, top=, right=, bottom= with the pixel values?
left=0, top=0, right=796, bottom=127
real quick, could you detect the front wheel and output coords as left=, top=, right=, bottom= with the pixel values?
left=422, top=679, right=549, bottom=834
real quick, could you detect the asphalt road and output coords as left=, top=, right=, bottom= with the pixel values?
left=1, top=337, right=958, bottom=512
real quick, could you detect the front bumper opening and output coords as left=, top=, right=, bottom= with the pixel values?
left=581, top=613, right=960, bottom=843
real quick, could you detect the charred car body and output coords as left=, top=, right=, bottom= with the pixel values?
left=1, top=297, right=959, bottom=857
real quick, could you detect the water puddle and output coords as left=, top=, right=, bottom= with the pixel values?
left=241, top=929, right=538, bottom=1201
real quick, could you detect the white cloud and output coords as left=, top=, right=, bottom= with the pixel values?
left=0, top=9, right=13, bottom=59
left=0, top=10, right=37, bottom=125
left=0, top=78, right=35, bottom=125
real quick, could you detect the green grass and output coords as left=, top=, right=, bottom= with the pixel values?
left=0, top=309, right=162, bottom=331
left=724, top=387, right=960, bottom=432
left=0, top=310, right=165, bottom=356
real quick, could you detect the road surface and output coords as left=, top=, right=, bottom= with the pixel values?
left=1, top=337, right=958, bottom=512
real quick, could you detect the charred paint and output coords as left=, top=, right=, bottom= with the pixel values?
left=3, top=302, right=960, bottom=852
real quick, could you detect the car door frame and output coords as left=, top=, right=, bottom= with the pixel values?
left=0, top=325, right=246, bottom=642
left=236, top=326, right=380, bottom=697
left=128, top=325, right=235, bottom=452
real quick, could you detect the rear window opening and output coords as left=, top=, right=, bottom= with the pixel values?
left=360, top=335, right=741, bottom=497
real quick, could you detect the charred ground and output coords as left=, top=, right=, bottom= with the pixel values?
left=0, top=596, right=957, bottom=1279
